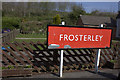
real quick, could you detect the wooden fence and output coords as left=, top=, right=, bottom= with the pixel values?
left=2, top=29, right=20, bottom=43
left=1, top=41, right=120, bottom=77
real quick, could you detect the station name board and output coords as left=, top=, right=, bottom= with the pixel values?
left=47, top=25, right=112, bottom=49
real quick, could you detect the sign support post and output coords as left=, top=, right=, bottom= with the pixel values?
left=60, top=50, right=63, bottom=77
left=95, top=24, right=104, bottom=73
left=59, top=21, right=65, bottom=77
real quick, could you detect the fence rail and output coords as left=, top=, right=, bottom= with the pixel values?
left=1, top=41, right=120, bottom=77
left=1, top=29, right=20, bottom=42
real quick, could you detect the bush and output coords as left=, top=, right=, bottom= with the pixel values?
left=2, top=17, right=21, bottom=30
left=53, top=14, right=61, bottom=25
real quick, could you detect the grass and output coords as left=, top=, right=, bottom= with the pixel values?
left=11, top=39, right=46, bottom=43
left=10, top=39, right=47, bottom=50
left=16, top=33, right=46, bottom=38
left=14, top=33, right=47, bottom=43
left=1, top=65, right=32, bottom=70
left=112, top=40, right=120, bottom=43
left=110, top=60, right=117, bottom=63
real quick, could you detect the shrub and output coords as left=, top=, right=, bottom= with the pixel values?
left=7, top=65, right=15, bottom=69
left=2, top=17, right=21, bottom=30
left=53, top=14, right=61, bottom=25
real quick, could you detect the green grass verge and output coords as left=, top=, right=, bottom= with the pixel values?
left=11, top=39, right=46, bottom=43
left=16, top=33, right=46, bottom=38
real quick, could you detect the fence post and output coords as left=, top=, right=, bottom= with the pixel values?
left=2, top=29, right=20, bottom=43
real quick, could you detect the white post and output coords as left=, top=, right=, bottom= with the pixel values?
left=95, top=24, right=104, bottom=73
left=60, top=50, right=63, bottom=77
left=59, top=21, right=65, bottom=77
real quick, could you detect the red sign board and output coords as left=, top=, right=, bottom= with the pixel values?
left=47, top=25, right=112, bottom=49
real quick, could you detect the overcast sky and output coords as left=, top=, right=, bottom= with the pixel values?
left=2, top=0, right=120, bottom=2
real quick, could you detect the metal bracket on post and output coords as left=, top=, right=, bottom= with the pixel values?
left=59, top=21, right=65, bottom=77
left=95, top=24, right=104, bottom=73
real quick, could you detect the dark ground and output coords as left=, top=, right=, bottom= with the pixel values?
left=2, top=69, right=120, bottom=80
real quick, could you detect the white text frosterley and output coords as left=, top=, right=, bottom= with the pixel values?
left=59, top=34, right=103, bottom=42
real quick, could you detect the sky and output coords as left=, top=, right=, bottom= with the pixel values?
left=81, top=2, right=118, bottom=13
left=1, top=0, right=119, bottom=13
